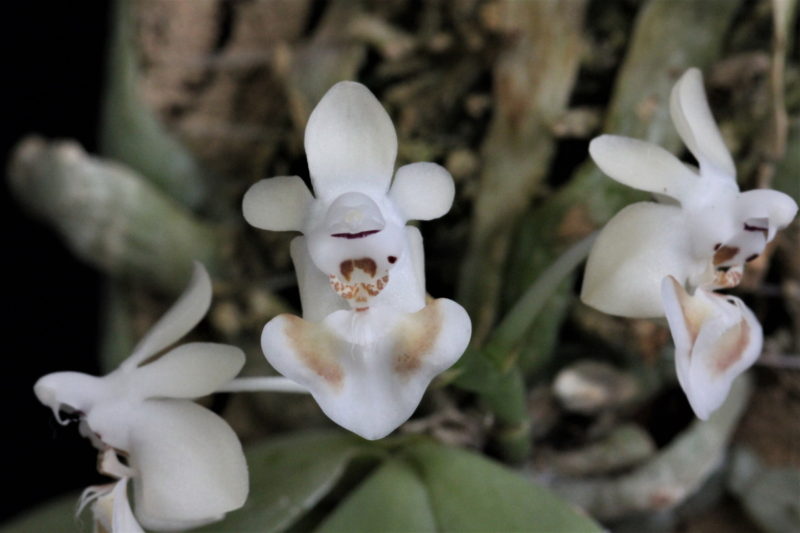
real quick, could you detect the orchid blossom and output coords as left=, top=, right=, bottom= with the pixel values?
left=581, top=68, right=797, bottom=419
left=243, top=81, right=471, bottom=440
left=34, top=263, right=248, bottom=532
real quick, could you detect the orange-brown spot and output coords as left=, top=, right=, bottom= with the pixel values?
left=393, top=301, right=443, bottom=377
left=713, top=245, right=739, bottom=266
left=284, top=315, right=343, bottom=389
left=340, top=260, right=354, bottom=281
left=671, top=278, right=706, bottom=348
left=354, top=258, right=377, bottom=277
left=711, top=317, right=750, bottom=375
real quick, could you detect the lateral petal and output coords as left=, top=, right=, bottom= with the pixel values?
left=242, top=176, right=313, bottom=232
left=123, top=262, right=212, bottom=370
left=687, top=294, right=762, bottom=420
left=128, top=399, right=248, bottom=531
left=389, top=162, right=455, bottom=222
left=133, top=343, right=245, bottom=400
left=261, top=299, right=471, bottom=440
left=669, top=68, right=736, bottom=180
left=304, top=81, right=397, bottom=200
left=588, top=135, right=697, bottom=201
left=662, top=279, right=762, bottom=420
left=581, top=202, right=703, bottom=318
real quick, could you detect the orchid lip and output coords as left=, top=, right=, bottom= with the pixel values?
left=330, top=229, right=381, bottom=239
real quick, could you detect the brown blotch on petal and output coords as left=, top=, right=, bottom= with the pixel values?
left=354, top=257, right=377, bottom=278
left=713, top=245, right=739, bottom=266
left=393, top=301, right=443, bottom=378
left=284, top=315, right=344, bottom=390
left=340, top=260, right=354, bottom=282
left=710, top=317, right=750, bottom=376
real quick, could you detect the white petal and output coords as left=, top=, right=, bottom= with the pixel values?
left=588, top=135, right=697, bottom=201
left=389, top=162, right=455, bottom=221
left=132, top=343, right=245, bottom=400
left=662, top=278, right=762, bottom=420
left=736, top=188, right=798, bottom=241
left=261, top=299, right=471, bottom=440
left=670, top=68, right=736, bottom=180
left=581, top=202, right=704, bottom=318
left=242, top=176, right=313, bottom=231
left=712, top=218, right=768, bottom=268
left=123, top=262, right=212, bottom=370
left=304, top=81, right=397, bottom=200
left=128, top=399, right=248, bottom=531
left=290, top=236, right=349, bottom=322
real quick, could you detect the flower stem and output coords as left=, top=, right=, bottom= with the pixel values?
left=217, top=377, right=310, bottom=394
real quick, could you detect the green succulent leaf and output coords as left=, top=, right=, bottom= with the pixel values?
left=199, top=430, right=374, bottom=533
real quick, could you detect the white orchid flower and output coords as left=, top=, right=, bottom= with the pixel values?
left=243, top=81, right=471, bottom=440
left=581, top=68, right=797, bottom=419
left=34, top=263, right=248, bottom=531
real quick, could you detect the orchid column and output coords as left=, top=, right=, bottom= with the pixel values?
left=244, top=82, right=472, bottom=440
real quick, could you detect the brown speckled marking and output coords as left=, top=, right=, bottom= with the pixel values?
left=713, top=245, right=739, bottom=265
left=284, top=315, right=343, bottom=389
left=393, top=301, right=443, bottom=377
left=354, top=258, right=377, bottom=277
left=710, top=317, right=749, bottom=375
left=340, top=260, right=354, bottom=281
left=713, top=268, right=743, bottom=289
left=330, top=257, right=388, bottom=307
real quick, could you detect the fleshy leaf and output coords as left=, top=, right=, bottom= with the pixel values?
left=405, top=441, right=603, bottom=532
left=669, top=68, right=736, bottom=180
left=261, top=299, right=471, bottom=440
left=661, top=277, right=763, bottom=420
left=581, top=202, right=706, bottom=318
left=197, top=431, right=369, bottom=533
left=389, top=162, right=455, bottom=222
left=123, top=262, right=212, bottom=370
left=132, top=342, right=245, bottom=400
left=128, top=400, right=248, bottom=531
left=304, top=81, right=397, bottom=199
left=588, top=135, right=697, bottom=201
left=314, top=460, right=437, bottom=533
left=242, top=176, right=313, bottom=232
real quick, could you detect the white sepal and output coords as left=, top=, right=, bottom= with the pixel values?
left=389, top=162, right=455, bottom=222
left=123, top=262, right=212, bottom=370
left=581, top=202, right=705, bottom=318
left=588, top=135, right=697, bottom=201
left=132, top=343, right=245, bottom=400
left=242, top=176, right=313, bottom=231
left=669, top=68, right=736, bottom=181
left=261, top=299, right=471, bottom=440
left=304, top=81, right=397, bottom=200
left=129, top=400, right=248, bottom=531
left=661, top=276, right=762, bottom=420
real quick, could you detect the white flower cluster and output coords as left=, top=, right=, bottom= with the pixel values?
left=244, top=81, right=472, bottom=440
left=34, top=82, right=472, bottom=532
left=582, top=69, right=797, bottom=419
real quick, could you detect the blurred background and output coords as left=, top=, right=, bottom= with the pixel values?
left=2, top=0, right=798, bottom=532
